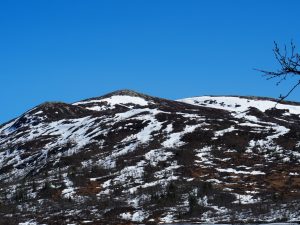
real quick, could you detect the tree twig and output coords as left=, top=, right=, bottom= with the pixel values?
left=256, top=41, right=300, bottom=103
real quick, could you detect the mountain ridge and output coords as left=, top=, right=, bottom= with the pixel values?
left=2, top=89, right=300, bottom=128
left=1, top=90, right=300, bottom=225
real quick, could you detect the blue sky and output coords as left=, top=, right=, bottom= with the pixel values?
left=1, top=0, right=300, bottom=123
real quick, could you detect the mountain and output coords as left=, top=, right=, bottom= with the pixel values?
left=1, top=90, right=300, bottom=225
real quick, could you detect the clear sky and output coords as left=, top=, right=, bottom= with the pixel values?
left=1, top=0, right=300, bottom=124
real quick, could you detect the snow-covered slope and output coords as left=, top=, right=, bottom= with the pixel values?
left=0, top=90, right=300, bottom=225
left=179, top=95, right=300, bottom=114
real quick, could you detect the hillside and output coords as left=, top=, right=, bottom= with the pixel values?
left=1, top=90, right=300, bottom=225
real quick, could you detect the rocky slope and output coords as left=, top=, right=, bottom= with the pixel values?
left=1, top=90, right=300, bottom=225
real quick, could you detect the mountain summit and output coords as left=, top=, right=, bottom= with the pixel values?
left=1, top=90, right=300, bottom=224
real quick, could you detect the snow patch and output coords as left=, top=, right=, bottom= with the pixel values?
left=162, top=124, right=201, bottom=148
left=178, top=96, right=300, bottom=114
left=74, top=95, right=148, bottom=110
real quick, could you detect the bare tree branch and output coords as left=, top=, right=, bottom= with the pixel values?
left=276, top=80, right=300, bottom=106
left=256, top=41, right=300, bottom=103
